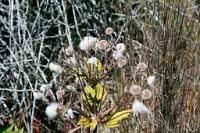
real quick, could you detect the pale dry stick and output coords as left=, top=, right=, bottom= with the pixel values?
left=8, top=0, right=14, bottom=42
left=60, top=0, right=74, bottom=50
left=23, top=28, right=48, bottom=84
left=187, top=0, right=199, bottom=16
left=4, top=43, right=34, bottom=132
left=0, top=88, right=32, bottom=92
left=7, top=0, right=33, bottom=130
left=57, top=24, right=67, bottom=62
left=158, top=0, right=198, bottom=23
left=4, top=44, right=34, bottom=90
left=30, top=0, right=45, bottom=33
left=74, top=4, right=84, bottom=21
left=69, top=126, right=82, bottom=133
left=15, top=0, right=22, bottom=45
left=72, top=5, right=82, bottom=40
left=30, top=32, right=46, bottom=133
left=16, top=0, right=30, bottom=110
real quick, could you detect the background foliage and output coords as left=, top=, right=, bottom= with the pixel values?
left=0, top=0, right=200, bottom=132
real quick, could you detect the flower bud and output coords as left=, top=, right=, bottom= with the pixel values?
left=97, top=40, right=108, bottom=50
left=117, top=58, right=127, bottom=68
left=105, top=27, right=113, bottom=35
left=129, top=85, right=142, bottom=96
left=56, top=89, right=65, bottom=99
left=65, top=48, right=74, bottom=56
left=137, top=63, right=147, bottom=71
left=141, top=89, right=152, bottom=100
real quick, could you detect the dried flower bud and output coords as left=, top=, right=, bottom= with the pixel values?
left=117, top=58, right=127, bottom=68
left=137, top=63, right=147, bottom=71
left=130, top=85, right=142, bottom=96
left=65, top=48, right=74, bottom=56
left=56, top=89, right=65, bottom=99
left=105, top=27, right=113, bottom=35
left=97, top=40, right=108, bottom=50
left=141, top=89, right=152, bottom=100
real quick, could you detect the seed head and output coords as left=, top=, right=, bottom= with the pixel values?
left=129, top=85, right=142, bottom=96
left=141, top=89, right=152, bottom=100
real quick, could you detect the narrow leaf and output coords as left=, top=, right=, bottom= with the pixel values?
left=105, top=109, right=132, bottom=127
left=78, top=117, right=91, bottom=129
left=105, top=122, right=119, bottom=128
left=95, top=84, right=107, bottom=101
left=90, top=120, right=98, bottom=129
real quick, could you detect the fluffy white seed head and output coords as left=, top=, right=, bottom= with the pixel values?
left=49, top=62, right=62, bottom=73
left=88, top=57, right=98, bottom=66
left=116, top=43, right=126, bottom=54
left=40, top=84, right=51, bottom=93
left=66, top=108, right=74, bottom=119
left=45, top=103, right=61, bottom=119
left=33, top=91, right=44, bottom=100
left=79, top=37, right=99, bottom=51
left=147, top=76, right=156, bottom=86
left=33, top=91, right=48, bottom=101
left=113, top=52, right=124, bottom=60
left=129, top=85, right=142, bottom=96
left=132, top=100, right=150, bottom=114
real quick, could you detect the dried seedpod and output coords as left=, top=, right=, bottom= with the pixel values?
left=118, top=58, right=127, bottom=68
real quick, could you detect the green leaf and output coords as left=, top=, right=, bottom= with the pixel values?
left=78, top=117, right=98, bottom=130
left=87, top=58, right=102, bottom=72
left=105, top=121, right=119, bottom=128
left=90, top=120, right=98, bottom=130
left=83, top=84, right=107, bottom=106
left=105, top=110, right=132, bottom=128
left=1, top=124, right=24, bottom=133
left=13, top=128, right=24, bottom=133
left=83, top=86, right=95, bottom=102
left=2, top=124, right=14, bottom=133
left=97, top=59, right=103, bottom=71
left=95, top=84, right=107, bottom=101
